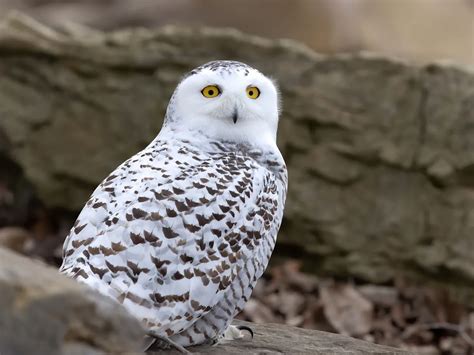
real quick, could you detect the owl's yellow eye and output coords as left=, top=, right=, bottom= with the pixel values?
left=201, top=85, right=221, bottom=98
left=246, top=86, right=260, bottom=99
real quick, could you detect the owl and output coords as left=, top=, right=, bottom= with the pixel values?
left=60, top=60, right=287, bottom=352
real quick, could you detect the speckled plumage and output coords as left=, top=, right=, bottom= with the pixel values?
left=60, top=60, right=287, bottom=346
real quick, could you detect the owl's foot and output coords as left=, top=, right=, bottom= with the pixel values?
left=145, top=329, right=191, bottom=354
left=236, top=324, right=254, bottom=338
left=221, top=324, right=254, bottom=342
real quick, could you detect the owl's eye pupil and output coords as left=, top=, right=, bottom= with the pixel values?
left=249, top=91, right=254, bottom=96
left=208, top=90, right=214, bottom=95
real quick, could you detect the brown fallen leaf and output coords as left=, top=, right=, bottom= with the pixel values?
left=277, top=290, right=306, bottom=319
left=240, top=299, right=279, bottom=324
left=320, top=282, right=373, bottom=337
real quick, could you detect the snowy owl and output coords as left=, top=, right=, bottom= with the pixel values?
left=60, top=60, right=288, bottom=351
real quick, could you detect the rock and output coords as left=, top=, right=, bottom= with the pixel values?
left=0, top=247, right=145, bottom=355
left=153, top=320, right=413, bottom=355
left=0, top=12, right=473, bottom=304
left=0, top=246, right=412, bottom=355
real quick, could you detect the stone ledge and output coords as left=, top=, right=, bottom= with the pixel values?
left=175, top=320, right=412, bottom=355
left=0, top=247, right=411, bottom=354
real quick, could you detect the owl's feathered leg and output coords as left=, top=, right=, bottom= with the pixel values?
left=145, top=329, right=191, bottom=354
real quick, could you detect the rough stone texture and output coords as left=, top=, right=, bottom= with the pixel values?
left=0, top=246, right=410, bottom=355
left=153, top=320, right=412, bottom=355
left=0, top=13, right=473, bottom=302
left=0, top=247, right=145, bottom=355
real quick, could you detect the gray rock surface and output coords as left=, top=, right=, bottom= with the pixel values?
left=0, top=246, right=411, bottom=355
left=0, top=247, right=145, bottom=355
left=158, top=320, right=412, bottom=355
left=0, top=13, right=473, bottom=303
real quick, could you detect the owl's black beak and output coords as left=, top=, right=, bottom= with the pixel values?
left=232, top=109, right=238, bottom=124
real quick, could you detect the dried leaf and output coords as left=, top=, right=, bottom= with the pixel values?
left=320, top=282, right=373, bottom=336
left=278, top=290, right=305, bottom=318
left=241, top=299, right=277, bottom=324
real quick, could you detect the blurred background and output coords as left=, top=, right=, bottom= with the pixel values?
left=0, top=0, right=472, bottom=65
left=0, top=1, right=473, bottom=354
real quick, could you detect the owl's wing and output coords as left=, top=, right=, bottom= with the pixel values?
left=61, top=140, right=286, bottom=336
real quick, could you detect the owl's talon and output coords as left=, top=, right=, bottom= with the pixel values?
left=221, top=324, right=253, bottom=342
left=236, top=325, right=254, bottom=339
left=145, top=330, right=191, bottom=354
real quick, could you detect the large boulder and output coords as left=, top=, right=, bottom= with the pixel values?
left=0, top=247, right=145, bottom=354
left=0, top=13, right=473, bottom=302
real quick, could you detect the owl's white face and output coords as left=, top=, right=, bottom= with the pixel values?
left=163, top=61, right=280, bottom=148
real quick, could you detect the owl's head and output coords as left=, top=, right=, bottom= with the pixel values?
left=163, top=60, right=280, bottom=147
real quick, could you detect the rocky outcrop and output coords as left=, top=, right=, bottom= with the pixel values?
left=0, top=247, right=144, bottom=355
left=0, top=247, right=411, bottom=355
left=0, top=13, right=473, bottom=302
